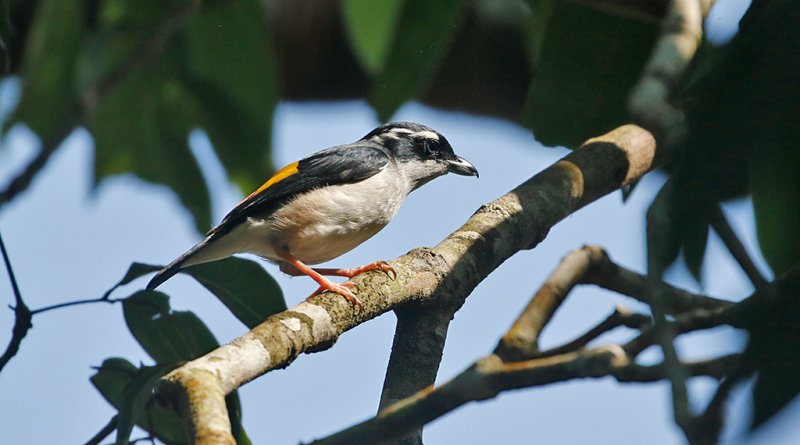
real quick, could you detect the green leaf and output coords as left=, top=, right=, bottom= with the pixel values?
left=751, top=146, right=800, bottom=276
left=123, top=291, right=219, bottom=363
left=115, top=362, right=177, bottom=445
left=90, top=358, right=140, bottom=408
left=646, top=178, right=711, bottom=282
left=683, top=220, right=709, bottom=284
left=746, top=272, right=800, bottom=429
left=0, top=0, right=9, bottom=72
left=522, top=3, right=657, bottom=148
left=370, top=0, right=470, bottom=121
left=102, top=262, right=163, bottom=300
left=523, top=0, right=556, bottom=64
left=11, top=0, right=83, bottom=145
left=89, top=67, right=212, bottom=232
left=184, top=0, right=279, bottom=193
left=185, top=257, right=286, bottom=328
left=342, top=0, right=405, bottom=74
left=91, top=358, right=248, bottom=445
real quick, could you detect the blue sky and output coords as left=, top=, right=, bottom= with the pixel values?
left=3, top=0, right=799, bottom=443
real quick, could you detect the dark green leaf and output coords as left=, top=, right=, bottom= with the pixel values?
left=523, top=0, right=556, bottom=64
left=102, top=263, right=163, bottom=300
left=342, top=0, right=404, bottom=74
left=646, top=179, right=711, bottom=282
left=746, top=271, right=800, bottom=429
left=90, top=358, right=139, bottom=408
left=227, top=390, right=251, bottom=445
left=89, top=67, right=212, bottom=232
left=90, top=358, right=215, bottom=444
left=523, top=3, right=657, bottom=148
left=683, top=220, right=709, bottom=284
left=370, top=0, right=470, bottom=121
left=0, top=0, right=9, bottom=71
left=751, top=146, right=800, bottom=276
left=185, top=257, right=286, bottom=328
left=11, top=0, right=82, bottom=144
left=115, top=362, right=178, bottom=445
left=184, top=0, right=278, bottom=193
left=123, top=291, right=219, bottom=363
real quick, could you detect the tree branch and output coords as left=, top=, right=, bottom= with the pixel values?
left=0, top=231, right=32, bottom=373
left=627, top=0, right=705, bottom=150
left=495, top=244, right=728, bottom=362
left=308, top=349, right=740, bottom=445
left=156, top=124, right=659, bottom=443
left=378, top=306, right=455, bottom=445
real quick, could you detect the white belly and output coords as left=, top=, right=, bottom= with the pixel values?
left=238, top=167, right=411, bottom=265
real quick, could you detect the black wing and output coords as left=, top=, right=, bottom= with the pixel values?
left=207, top=143, right=390, bottom=239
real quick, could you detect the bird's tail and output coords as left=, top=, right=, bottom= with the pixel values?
left=146, top=237, right=217, bottom=291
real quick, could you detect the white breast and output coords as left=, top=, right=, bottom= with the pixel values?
left=239, top=165, right=412, bottom=265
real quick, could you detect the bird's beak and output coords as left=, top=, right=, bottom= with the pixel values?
left=446, top=155, right=479, bottom=178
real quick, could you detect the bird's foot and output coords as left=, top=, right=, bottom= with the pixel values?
left=307, top=281, right=362, bottom=307
left=325, top=261, right=396, bottom=280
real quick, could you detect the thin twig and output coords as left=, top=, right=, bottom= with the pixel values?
left=534, top=305, right=651, bottom=359
left=709, top=204, right=768, bottom=289
left=0, top=149, right=54, bottom=207
left=31, top=295, right=121, bottom=315
left=84, top=415, right=118, bottom=445
left=0, top=231, right=32, bottom=373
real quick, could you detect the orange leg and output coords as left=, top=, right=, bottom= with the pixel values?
left=280, top=260, right=396, bottom=280
left=276, top=252, right=363, bottom=307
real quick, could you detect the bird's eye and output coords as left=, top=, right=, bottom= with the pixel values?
left=424, top=140, right=439, bottom=156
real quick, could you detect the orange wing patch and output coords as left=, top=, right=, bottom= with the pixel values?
left=240, top=161, right=299, bottom=204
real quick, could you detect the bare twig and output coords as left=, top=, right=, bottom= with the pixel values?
left=84, top=415, right=118, bottom=445
left=709, top=204, right=768, bottom=289
left=308, top=349, right=739, bottom=445
left=495, top=245, right=727, bottom=362
left=495, top=245, right=604, bottom=360
left=0, top=149, right=53, bottom=207
left=533, top=305, right=651, bottom=359
left=0, top=231, right=32, bottom=373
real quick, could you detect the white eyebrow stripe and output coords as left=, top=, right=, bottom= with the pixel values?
left=371, top=128, right=440, bottom=142
left=411, top=130, right=439, bottom=141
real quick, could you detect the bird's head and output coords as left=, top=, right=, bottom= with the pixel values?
left=362, top=122, right=478, bottom=190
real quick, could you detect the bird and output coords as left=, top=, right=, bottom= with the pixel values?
left=146, top=122, right=478, bottom=306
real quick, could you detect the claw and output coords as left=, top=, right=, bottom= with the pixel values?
left=307, top=281, right=362, bottom=307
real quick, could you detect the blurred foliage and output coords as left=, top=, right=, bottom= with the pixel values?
left=2, top=0, right=799, bottom=441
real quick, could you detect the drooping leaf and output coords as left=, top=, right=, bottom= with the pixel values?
left=342, top=0, right=405, bottom=74
left=370, top=0, right=470, bottom=121
left=0, top=0, right=10, bottom=72
left=751, top=139, right=800, bottom=277
left=102, top=262, right=163, bottom=300
left=523, top=0, right=556, bottom=64
left=745, top=269, right=800, bottom=429
left=184, top=0, right=278, bottom=193
left=89, top=67, right=212, bottom=232
left=114, top=362, right=177, bottom=445
left=184, top=257, right=286, bottom=328
left=646, top=178, right=711, bottom=283
left=10, top=0, right=83, bottom=144
left=122, top=291, right=219, bottom=363
left=523, top=2, right=657, bottom=148
left=90, top=358, right=140, bottom=407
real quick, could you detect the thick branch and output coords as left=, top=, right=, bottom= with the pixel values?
left=158, top=124, right=659, bottom=443
left=378, top=307, right=454, bottom=445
